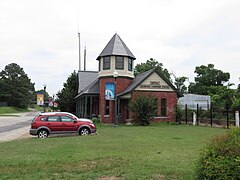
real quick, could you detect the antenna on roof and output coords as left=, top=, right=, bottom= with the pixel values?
left=84, top=45, right=86, bottom=71
left=78, top=32, right=81, bottom=71
left=77, top=8, right=81, bottom=71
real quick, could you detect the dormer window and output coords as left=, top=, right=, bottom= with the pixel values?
left=115, top=56, right=124, bottom=70
left=103, top=56, right=110, bottom=70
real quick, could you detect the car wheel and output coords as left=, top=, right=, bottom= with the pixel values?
left=38, top=129, right=48, bottom=139
left=79, top=127, right=90, bottom=136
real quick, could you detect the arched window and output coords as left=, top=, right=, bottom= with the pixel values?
left=161, top=98, right=167, bottom=117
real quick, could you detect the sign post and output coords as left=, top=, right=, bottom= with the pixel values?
left=236, top=111, right=239, bottom=127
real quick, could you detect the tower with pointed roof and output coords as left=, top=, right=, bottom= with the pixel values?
left=97, top=33, right=136, bottom=78
left=97, top=33, right=136, bottom=123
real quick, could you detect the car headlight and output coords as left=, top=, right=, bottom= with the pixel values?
left=90, top=123, right=95, bottom=128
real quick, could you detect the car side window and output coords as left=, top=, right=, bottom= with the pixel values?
left=47, top=116, right=59, bottom=122
left=40, top=117, right=47, bottom=121
left=61, top=116, right=74, bottom=122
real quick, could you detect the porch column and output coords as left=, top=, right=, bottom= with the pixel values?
left=90, top=96, right=93, bottom=118
left=84, top=96, right=88, bottom=117
left=81, top=98, right=84, bottom=117
left=76, top=99, right=79, bottom=116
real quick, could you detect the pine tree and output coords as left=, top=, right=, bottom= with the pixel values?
left=0, top=63, right=35, bottom=108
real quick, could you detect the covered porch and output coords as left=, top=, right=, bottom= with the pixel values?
left=76, top=95, right=99, bottom=118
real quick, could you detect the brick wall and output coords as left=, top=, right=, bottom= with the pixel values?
left=99, top=77, right=178, bottom=124
left=131, top=90, right=177, bottom=122
left=99, top=77, right=133, bottom=123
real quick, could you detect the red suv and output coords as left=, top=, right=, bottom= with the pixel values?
left=29, top=112, right=97, bottom=138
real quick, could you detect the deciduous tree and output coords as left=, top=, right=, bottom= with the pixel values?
left=188, top=64, right=230, bottom=95
left=173, top=76, right=188, bottom=94
left=134, top=58, right=171, bottom=81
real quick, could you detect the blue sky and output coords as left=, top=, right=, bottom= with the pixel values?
left=0, top=0, right=240, bottom=96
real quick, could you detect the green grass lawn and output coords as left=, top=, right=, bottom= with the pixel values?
left=0, top=123, right=226, bottom=179
left=0, top=106, right=52, bottom=115
left=0, top=107, right=29, bottom=115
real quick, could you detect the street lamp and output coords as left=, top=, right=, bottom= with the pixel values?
left=43, top=84, right=47, bottom=113
left=113, top=70, right=118, bottom=125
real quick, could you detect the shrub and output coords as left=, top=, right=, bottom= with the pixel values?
left=128, top=95, right=158, bottom=125
left=175, top=105, right=184, bottom=121
left=196, top=127, right=240, bottom=179
left=92, top=117, right=100, bottom=124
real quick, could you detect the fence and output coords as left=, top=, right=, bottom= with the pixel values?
left=176, top=104, right=240, bottom=128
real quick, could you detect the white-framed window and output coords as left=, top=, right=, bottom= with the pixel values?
left=115, top=56, right=124, bottom=69
left=103, top=56, right=110, bottom=70
left=161, top=98, right=167, bottom=117
left=128, top=58, right=133, bottom=71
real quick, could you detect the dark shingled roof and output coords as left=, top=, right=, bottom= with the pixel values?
left=117, top=69, right=154, bottom=97
left=75, top=79, right=99, bottom=99
left=77, top=71, right=98, bottom=94
left=96, top=33, right=136, bottom=60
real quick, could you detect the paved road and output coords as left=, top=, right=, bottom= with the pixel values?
left=0, top=111, right=38, bottom=142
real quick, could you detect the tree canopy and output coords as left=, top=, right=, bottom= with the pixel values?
left=0, top=63, right=35, bottom=108
left=188, top=64, right=230, bottom=95
left=134, top=58, right=171, bottom=81
left=187, top=63, right=240, bottom=109
left=174, top=76, right=188, bottom=94
left=56, top=71, right=78, bottom=113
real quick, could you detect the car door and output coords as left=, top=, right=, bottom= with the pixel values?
left=46, top=116, right=62, bottom=132
left=60, top=115, right=78, bottom=132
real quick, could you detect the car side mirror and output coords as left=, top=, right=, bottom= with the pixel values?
left=73, top=120, right=77, bottom=123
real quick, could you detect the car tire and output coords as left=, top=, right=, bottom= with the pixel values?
left=38, top=129, right=48, bottom=139
left=79, top=127, right=90, bottom=136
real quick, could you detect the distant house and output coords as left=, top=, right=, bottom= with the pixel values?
left=75, top=33, right=182, bottom=124
left=178, top=94, right=211, bottom=110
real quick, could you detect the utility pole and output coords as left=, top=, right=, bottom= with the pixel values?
left=84, top=45, right=86, bottom=71
left=78, top=32, right=81, bottom=71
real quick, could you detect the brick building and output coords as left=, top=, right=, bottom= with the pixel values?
left=75, top=34, right=182, bottom=124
